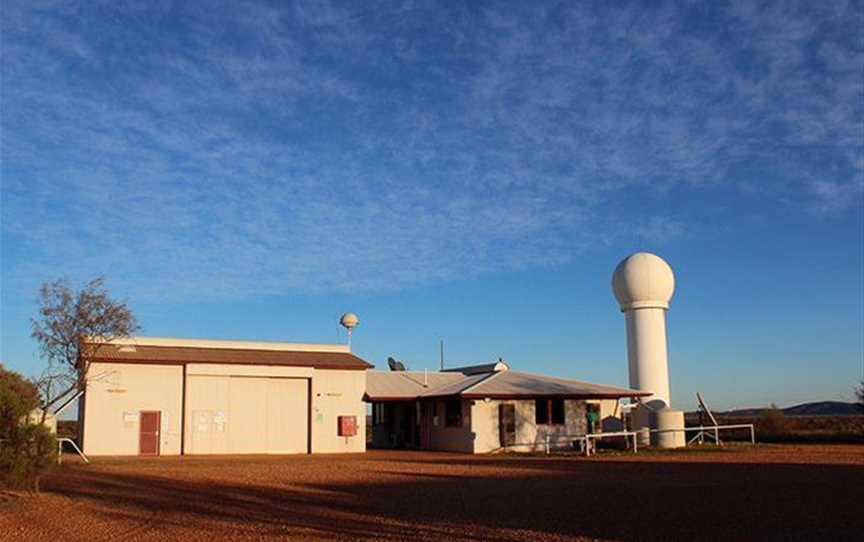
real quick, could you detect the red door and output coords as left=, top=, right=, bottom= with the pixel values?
left=139, top=411, right=161, bottom=456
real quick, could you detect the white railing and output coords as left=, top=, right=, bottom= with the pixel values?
left=542, top=431, right=639, bottom=456
left=581, top=431, right=639, bottom=456
left=541, top=423, right=756, bottom=456
left=57, top=437, right=89, bottom=464
left=647, top=423, right=756, bottom=446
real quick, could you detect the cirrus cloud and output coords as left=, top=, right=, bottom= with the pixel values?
left=1, top=0, right=861, bottom=300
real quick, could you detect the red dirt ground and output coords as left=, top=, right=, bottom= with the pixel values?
left=2, top=445, right=862, bottom=541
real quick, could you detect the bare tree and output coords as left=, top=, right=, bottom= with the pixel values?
left=857, top=380, right=864, bottom=407
left=30, top=277, right=139, bottom=419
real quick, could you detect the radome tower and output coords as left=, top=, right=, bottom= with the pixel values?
left=612, top=252, right=684, bottom=447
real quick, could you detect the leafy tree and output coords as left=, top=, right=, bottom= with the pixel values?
left=30, top=277, right=139, bottom=424
left=0, top=364, right=56, bottom=492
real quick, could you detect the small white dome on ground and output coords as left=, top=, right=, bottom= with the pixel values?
left=612, top=252, right=675, bottom=310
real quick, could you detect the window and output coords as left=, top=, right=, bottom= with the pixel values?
left=535, top=398, right=548, bottom=425
left=445, top=398, right=462, bottom=427
left=535, top=398, right=565, bottom=425
left=551, top=399, right=565, bottom=425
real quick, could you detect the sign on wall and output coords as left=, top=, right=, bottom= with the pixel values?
left=123, top=411, right=137, bottom=428
left=213, top=411, right=226, bottom=432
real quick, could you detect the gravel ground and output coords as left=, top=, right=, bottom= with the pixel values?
left=1, top=444, right=862, bottom=541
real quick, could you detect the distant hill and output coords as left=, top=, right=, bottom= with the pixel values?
left=715, top=401, right=864, bottom=417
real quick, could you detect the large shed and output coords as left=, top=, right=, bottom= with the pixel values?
left=79, top=336, right=372, bottom=456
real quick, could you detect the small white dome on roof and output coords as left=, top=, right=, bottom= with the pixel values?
left=612, top=252, right=675, bottom=311
left=340, top=312, right=359, bottom=329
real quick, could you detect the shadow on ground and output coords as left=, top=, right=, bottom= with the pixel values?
left=40, top=451, right=864, bottom=541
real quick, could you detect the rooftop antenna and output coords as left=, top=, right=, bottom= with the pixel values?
left=439, top=339, right=444, bottom=371
left=339, top=313, right=359, bottom=349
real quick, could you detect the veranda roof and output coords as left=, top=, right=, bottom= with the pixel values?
left=365, top=366, right=649, bottom=401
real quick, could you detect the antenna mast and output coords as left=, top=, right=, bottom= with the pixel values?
left=439, top=339, right=444, bottom=371
left=339, top=313, right=359, bottom=349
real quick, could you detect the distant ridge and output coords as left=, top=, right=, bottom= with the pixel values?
left=715, top=401, right=864, bottom=417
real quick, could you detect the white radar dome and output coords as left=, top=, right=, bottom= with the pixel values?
left=612, top=252, right=675, bottom=311
left=340, top=312, right=359, bottom=329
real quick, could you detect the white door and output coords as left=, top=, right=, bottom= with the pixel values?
left=266, top=379, right=309, bottom=454
left=228, top=377, right=269, bottom=453
left=187, top=375, right=230, bottom=455
left=187, top=375, right=309, bottom=455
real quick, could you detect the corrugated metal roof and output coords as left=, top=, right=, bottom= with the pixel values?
left=460, top=371, right=650, bottom=398
left=418, top=372, right=499, bottom=398
left=365, top=368, right=648, bottom=400
left=365, top=371, right=464, bottom=400
left=91, top=344, right=373, bottom=370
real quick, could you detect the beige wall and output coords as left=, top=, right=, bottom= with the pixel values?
left=84, top=361, right=366, bottom=456
left=471, top=399, right=589, bottom=453
left=184, top=374, right=310, bottom=455
left=186, top=374, right=230, bottom=454
left=186, top=365, right=366, bottom=455
left=184, top=363, right=315, bottom=455
left=427, top=399, right=474, bottom=453
left=186, top=364, right=314, bottom=378
left=187, top=364, right=366, bottom=453
left=83, top=362, right=183, bottom=456
left=310, top=369, right=366, bottom=454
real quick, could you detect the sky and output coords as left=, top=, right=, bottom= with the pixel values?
left=1, top=0, right=862, bottom=412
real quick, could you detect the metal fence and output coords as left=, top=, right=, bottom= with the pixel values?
left=542, top=423, right=756, bottom=456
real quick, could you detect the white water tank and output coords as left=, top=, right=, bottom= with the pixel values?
left=652, top=408, right=686, bottom=448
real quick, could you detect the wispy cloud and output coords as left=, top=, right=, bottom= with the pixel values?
left=1, top=1, right=861, bottom=300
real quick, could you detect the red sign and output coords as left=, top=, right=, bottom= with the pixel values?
left=338, top=415, right=357, bottom=437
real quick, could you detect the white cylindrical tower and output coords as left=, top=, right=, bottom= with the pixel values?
left=612, top=252, right=675, bottom=409
left=613, top=252, right=684, bottom=448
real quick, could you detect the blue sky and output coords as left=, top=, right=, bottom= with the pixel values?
left=1, top=0, right=862, bottom=411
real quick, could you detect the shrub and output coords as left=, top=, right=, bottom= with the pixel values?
left=758, top=404, right=791, bottom=442
left=0, top=364, right=57, bottom=492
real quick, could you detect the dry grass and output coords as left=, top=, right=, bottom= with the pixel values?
left=684, top=414, right=864, bottom=443
left=2, top=445, right=862, bottom=541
